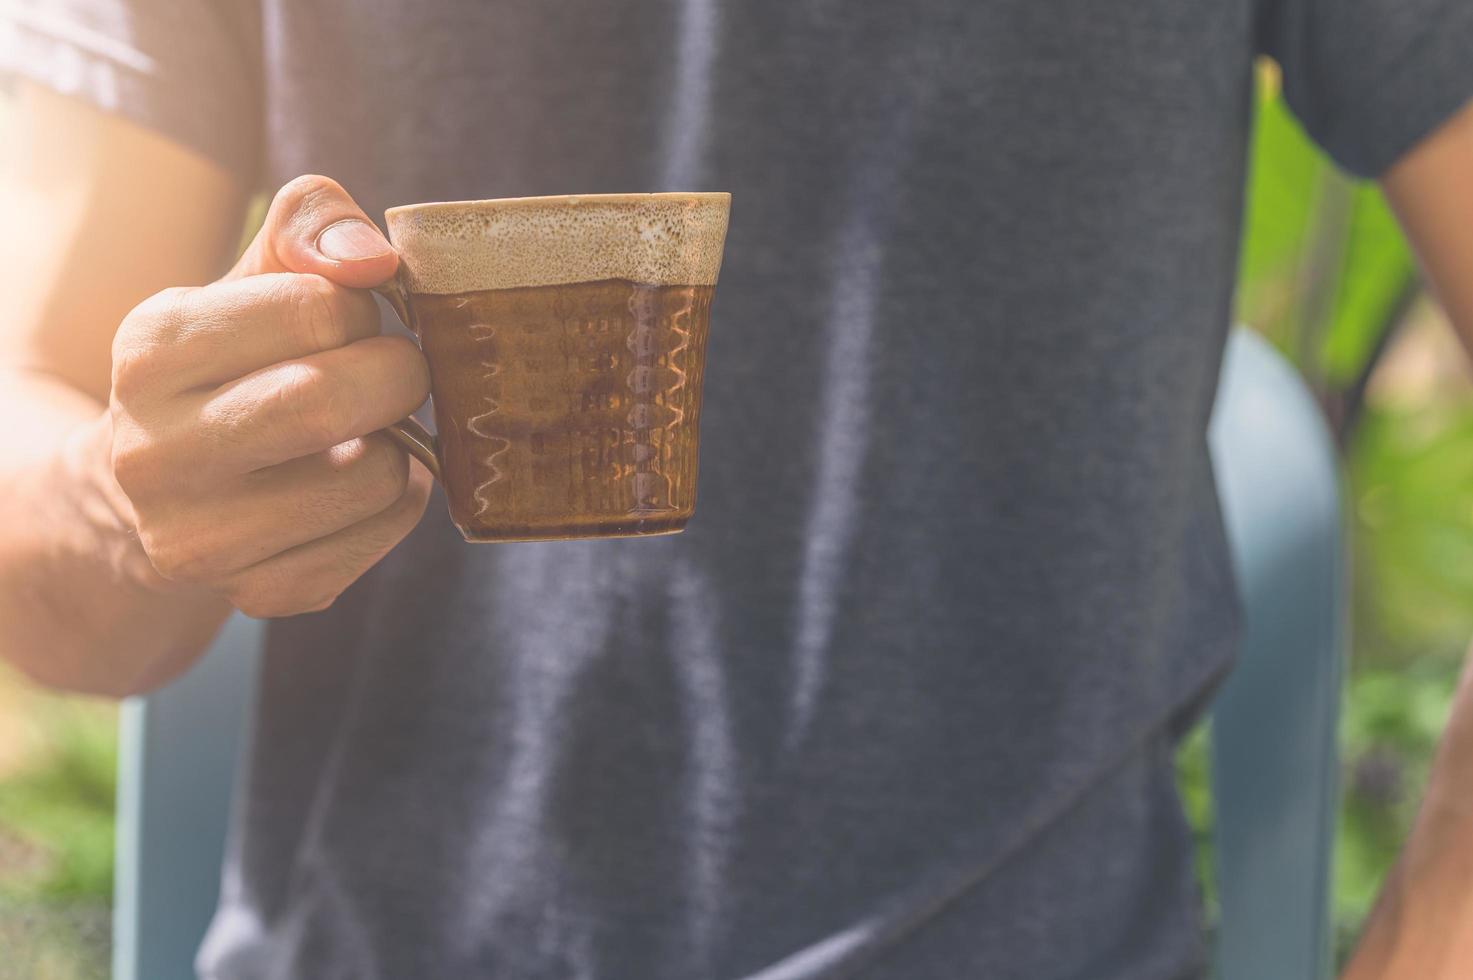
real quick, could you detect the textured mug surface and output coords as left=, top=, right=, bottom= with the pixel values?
left=384, top=193, right=730, bottom=542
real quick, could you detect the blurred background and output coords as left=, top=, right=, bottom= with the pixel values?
left=3, top=62, right=1472, bottom=977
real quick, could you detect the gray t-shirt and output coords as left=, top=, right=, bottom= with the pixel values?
left=7, top=1, right=1473, bottom=977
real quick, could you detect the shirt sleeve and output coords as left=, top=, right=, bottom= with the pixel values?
left=0, top=0, right=263, bottom=183
left=1257, top=0, right=1473, bottom=178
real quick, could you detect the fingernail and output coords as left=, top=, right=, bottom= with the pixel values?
left=317, top=219, right=392, bottom=261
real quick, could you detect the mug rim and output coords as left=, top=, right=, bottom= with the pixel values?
left=386, top=191, right=730, bottom=222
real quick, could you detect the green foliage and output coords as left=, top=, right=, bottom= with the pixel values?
left=1181, top=59, right=1471, bottom=967
left=1328, top=397, right=1473, bottom=959
left=0, top=894, right=109, bottom=980
left=1352, top=403, right=1473, bottom=653
left=1333, top=663, right=1455, bottom=948
left=0, top=704, right=116, bottom=901
left=1318, top=191, right=1416, bottom=388
left=1235, top=67, right=1417, bottom=393
left=1174, top=726, right=1217, bottom=924
left=1235, top=82, right=1326, bottom=335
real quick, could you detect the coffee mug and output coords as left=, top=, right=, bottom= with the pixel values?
left=374, top=192, right=731, bottom=542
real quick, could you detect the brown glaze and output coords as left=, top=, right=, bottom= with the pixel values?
left=407, top=279, right=714, bottom=541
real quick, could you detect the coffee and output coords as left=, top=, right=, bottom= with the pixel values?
left=382, top=194, right=729, bottom=542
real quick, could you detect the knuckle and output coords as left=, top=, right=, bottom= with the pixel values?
left=228, top=570, right=340, bottom=620
left=271, top=174, right=356, bottom=251
left=395, top=338, right=433, bottom=398
left=123, top=286, right=192, bottom=332
left=363, top=492, right=424, bottom=559
left=307, top=439, right=407, bottom=526
left=304, top=593, right=342, bottom=615
left=227, top=585, right=285, bottom=619
left=405, top=467, right=434, bottom=509
left=108, top=346, right=154, bottom=404
left=142, top=531, right=224, bottom=584
left=229, top=585, right=293, bottom=620
left=273, top=174, right=345, bottom=216
left=288, top=274, right=352, bottom=353
left=255, top=271, right=309, bottom=311
left=388, top=465, right=433, bottom=524
left=336, top=535, right=390, bottom=580
left=111, top=288, right=190, bottom=399
left=405, top=469, right=434, bottom=512
left=354, top=438, right=410, bottom=508
left=277, top=363, right=352, bottom=446
left=373, top=336, right=432, bottom=409
left=108, top=427, right=159, bottom=497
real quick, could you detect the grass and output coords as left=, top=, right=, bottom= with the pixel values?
left=0, top=670, right=115, bottom=980
left=0, top=894, right=110, bottom=980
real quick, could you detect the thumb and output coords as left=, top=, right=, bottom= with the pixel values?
left=227, top=174, right=397, bottom=288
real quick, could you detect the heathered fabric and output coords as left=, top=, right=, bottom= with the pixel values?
left=6, top=0, right=1473, bottom=976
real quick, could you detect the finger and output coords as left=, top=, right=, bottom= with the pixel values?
left=141, top=436, right=414, bottom=580
left=113, top=274, right=382, bottom=400
left=221, top=464, right=432, bottom=619
left=228, top=174, right=397, bottom=288
left=195, top=335, right=430, bottom=474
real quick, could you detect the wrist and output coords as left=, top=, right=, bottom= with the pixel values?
left=1, top=411, right=229, bottom=696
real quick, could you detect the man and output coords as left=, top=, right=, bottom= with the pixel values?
left=1, top=0, right=1470, bottom=977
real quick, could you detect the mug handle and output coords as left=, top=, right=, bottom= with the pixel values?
left=373, top=276, right=442, bottom=482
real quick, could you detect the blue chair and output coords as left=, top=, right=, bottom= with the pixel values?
left=111, top=611, right=263, bottom=980
left=1207, top=329, right=1344, bottom=980
left=111, top=328, right=1345, bottom=980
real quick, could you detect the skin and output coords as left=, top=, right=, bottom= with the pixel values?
left=1338, top=102, right=1473, bottom=980
left=1339, top=653, right=1473, bottom=979
left=0, top=79, right=1472, bottom=973
left=0, top=84, right=430, bottom=696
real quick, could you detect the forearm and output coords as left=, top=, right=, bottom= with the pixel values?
left=0, top=368, right=229, bottom=697
left=1341, top=659, right=1473, bottom=979
left=1342, top=812, right=1473, bottom=979
left=1350, top=98, right=1473, bottom=979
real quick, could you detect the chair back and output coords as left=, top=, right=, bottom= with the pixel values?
left=1208, top=329, right=1345, bottom=980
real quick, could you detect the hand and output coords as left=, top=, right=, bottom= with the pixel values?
left=107, top=175, right=432, bottom=618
